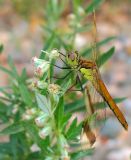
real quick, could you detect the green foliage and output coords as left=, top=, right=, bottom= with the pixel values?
left=85, top=0, right=105, bottom=14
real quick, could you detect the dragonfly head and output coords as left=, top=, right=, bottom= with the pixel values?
left=66, top=51, right=80, bottom=68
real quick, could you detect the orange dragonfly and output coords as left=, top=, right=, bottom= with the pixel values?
left=64, top=16, right=128, bottom=132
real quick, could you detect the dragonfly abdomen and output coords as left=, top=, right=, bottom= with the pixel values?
left=96, top=79, right=128, bottom=130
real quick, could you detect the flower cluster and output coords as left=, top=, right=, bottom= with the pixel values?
left=31, top=49, right=70, bottom=160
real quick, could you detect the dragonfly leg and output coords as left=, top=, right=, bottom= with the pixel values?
left=59, top=54, right=70, bottom=67
left=67, top=74, right=84, bottom=92
left=52, top=70, right=72, bottom=80
left=76, top=74, right=84, bottom=91
left=53, top=64, right=71, bottom=69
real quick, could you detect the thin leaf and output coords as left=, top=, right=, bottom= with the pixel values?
left=97, top=47, right=115, bottom=67
left=65, top=97, right=84, bottom=113
left=8, top=56, right=19, bottom=80
left=66, top=120, right=82, bottom=140
left=61, top=113, right=71, bottom=130
left=0, top=123, right=25, bottom=135
left=65, top=97, right=126, bottom=113
left=20, top=68, right=27, bottom=81
left=0, top=44, right=4, bottom=54
left=55, top=96, right=64, bottom=128
left=85, top=0, right=104, bottom=14
left=19, top=83, right=32, bottom=106
left=0, top=65, right=13, bottom=77
left=71, top=148, right=94, bottom=160
left=82, top=36, right=116, bottom=57
left=40, top=33, right=55, bottom=59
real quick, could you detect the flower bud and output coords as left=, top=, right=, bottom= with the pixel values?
left=77, top=7, right=85, bottom=16
left=35, top=114, right=49, bottom=127
left=48, top=84, right=61, bottom=94
left=50, top=49, right=59, bottom=59
left=22, top=114, right=32, bottom=120
left=32, top=57, right=50, bottom=77
left=26, top=108, right=37, bottom=115
left=39, top=126, right=52, bottom=139
left=68, top=14, right=76, bottom=28
left=61, top=155, right=70, bottom=160
left=68, top=14, right=76, bottom=21
left=37, top=81, right=48, bottom=90
left=41, top=49, right=59, bottom=60
left=61, top=149, right=70, bottom=160
left=12, top=104, right=18, bottom=114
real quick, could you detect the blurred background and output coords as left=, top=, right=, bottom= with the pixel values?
left=0, top=0, right=131, bottom=160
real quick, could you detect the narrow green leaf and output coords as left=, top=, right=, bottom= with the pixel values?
left=65, top=97, right=84, bottom=113
left=65, top=97, right=126, bottom=113
left=0, top=65, right=13, bottom=77
left=0, top=44, right=4, bottom=54
left=66, top=118, right=77, bottom=138
left=55, top=96, right=64, bottom=128
left=97, top=47, right=115, bottom=67
left=19, top=83, right=32, bottom=106
left=71, top=148, right=94, bottom=160
left=0, top=123, right=25, bottom=135
left=61, top=113, right=71, bottom=130
left=66, top=120, right=82, bottom=140
left=20, top=68, right=27, bottom=81
left=82, top=36, right=116, bottom=57
left=40, top=33, right=55, bottom=59
left=8, top=56, right=19, bottom=80
left=85, top=0, right=104, bottom=14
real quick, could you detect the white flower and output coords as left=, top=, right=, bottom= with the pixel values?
left=41, top=49, right=59, bottom=60
left=35, top=114, right=49, bottom=127
left=61, top=155, right=70, bottom=160
left=77, top=7, right=85, bottom=16
left=35, top=80, right=48, bottom=90
left=22, top=114, right=32, bottom=120
left=50, top=49, right=59, bottom=59
left=48, top=83, right=61, bottom=94
left=26, top=108, right=37, bottom=115
left=39, top=126, right=52, bottom=139
left=32, top=57, right=50, bottom=77
left=68, top=14, right=76, bottom=21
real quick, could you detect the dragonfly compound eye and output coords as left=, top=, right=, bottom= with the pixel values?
left=68, top=52, right=76, bottom=61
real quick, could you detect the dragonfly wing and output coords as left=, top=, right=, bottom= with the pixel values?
left=91, top=68, right=128, bottom=130
left=83, top=83, right=106, bottom=145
